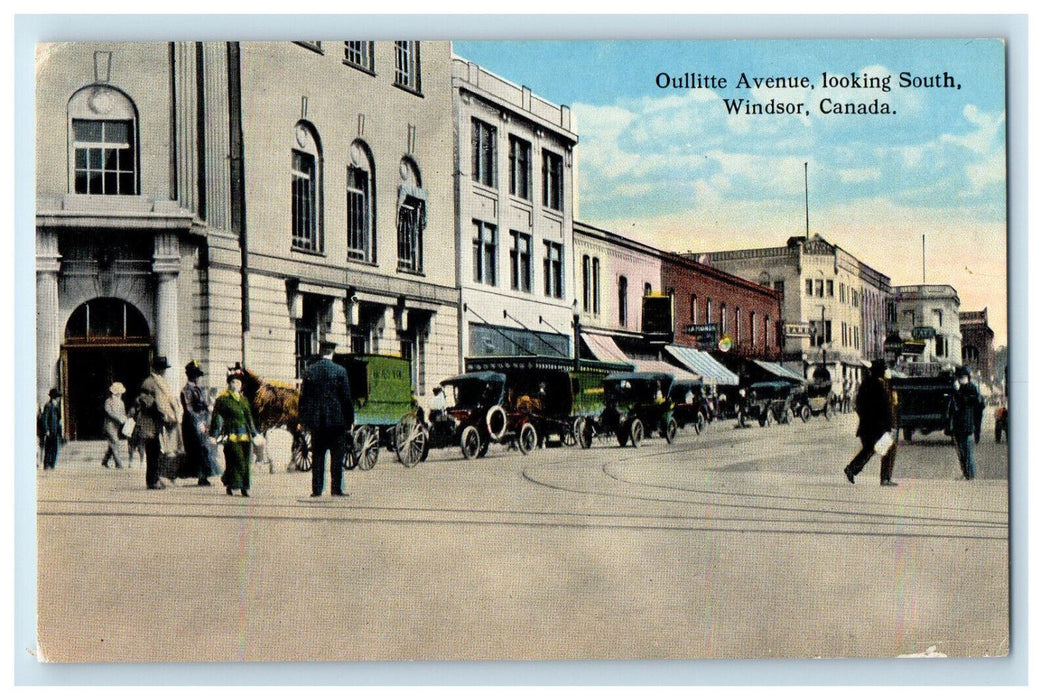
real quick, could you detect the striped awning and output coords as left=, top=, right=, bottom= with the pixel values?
left=631, top=359, right=699, bottom=382
left=752, top=359, right=806, bottom=382
left=580, top=333, right=632, bottom=363
left=663, top=346, right=739, bottom=386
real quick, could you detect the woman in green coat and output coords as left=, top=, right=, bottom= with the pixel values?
left=209, top=367, right=259, bottom=497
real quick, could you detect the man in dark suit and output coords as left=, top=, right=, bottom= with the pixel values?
left=298, top=340, right=354, bottom=497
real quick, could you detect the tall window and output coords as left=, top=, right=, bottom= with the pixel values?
left=543, top=241, right=564, bottom=299
left=291, top=125, right=321, bottom=253
left=805, top=279, right=813, bottom=296
left=542, top=150, right=564, bottom=211
left=690, top=295, right=698, bottom=324
left=471, top=118, right=497, bottom=188
left=343, top=41, right=374, bottom=71
left=68, top=85, right=139, bottom=196
left=509, top=136, right=531, bottom=199
left=72, top=120, right=136, bottom=195
left=591, top=257, right=600, bottom=312
left=618, top=276, right=629, bottom=327
left=509, top=231, right=532, bottom=292
left=735, top=307, right=741, bottom=342
left=774, top=280, right=785, bottom=299
left=346, top=142, right=374, bottom=262
left=827, top=280, right=834, bottom=298
left=764, top=316, right=770, bottom=349
left=472, top=220, right=497, bottom=286
left=720, top=304, right=727, bottom=334
left=394, top=41, right=421, bottom=92
left=750, top=312, right=757, bottom=346
left=815, top=280, right=824, bottom=298
left=397, top=158, right=425, bottom=273
left=581, top=255, right=591, bottom=312
left=706, top=298, right=713, bottom=323
left=644, top=282, right=652, bottom=296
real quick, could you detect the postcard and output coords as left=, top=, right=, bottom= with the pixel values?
left=31, top=36, right=1009, bottom=665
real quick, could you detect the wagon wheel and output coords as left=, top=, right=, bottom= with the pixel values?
left=518, top=422, right=539, bottom=455
left=353, top=426, right=380, bottom=471
left=561, top=420, right=578, bottom=447
left=800, top=404, right=812, bottom=422
left=291, top=430, right=312, bottom=472
left=577, top=419, right=595, bottom=449
left=782, top=407, right=792, bottom=425
left=460, top=425, right=483, bottom=460
left=394, top=416, right=428, bottom=468
left=628, top=418, right=644, bottom=448
left=664, top=418, right=678, bottom=444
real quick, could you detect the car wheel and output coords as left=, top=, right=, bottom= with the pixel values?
left=486, top=405, right=507, bottom=440
left=291, top=430, right=312, bottom=472
left=460, top=425, right=482, bottom=460
left=800, top=405, right=812, bottom=422
left=518, top=422, right=538, bottom=455
left=629, top=418, right=644, bottom=448
left=665, top=418, right=678, bottom=444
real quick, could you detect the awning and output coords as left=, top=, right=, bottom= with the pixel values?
left=580, top=333, right=631, bottom=363
left=752, top=360, right=806, bottom=382
left=631, top=359, right=699, bottom=382
left=664, top=345, right=739, bottom=386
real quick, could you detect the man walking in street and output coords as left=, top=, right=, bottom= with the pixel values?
left=135, top=356, right=181, bottom=490
left=39, top=388, right=63, bottom=470
left=298, top=340, right=354, bottom=497
left=844, top=359, right=899, bottom=486
left=948, top=365, right=984, bottom=480
left=181, top=360, right=216, bottom=486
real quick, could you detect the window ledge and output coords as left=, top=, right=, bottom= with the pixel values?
left=293, top=41, right=325, bottom=55
left=291, top=246, right=326, bottom=258
left=392, top=82, right=424, bottom=99
left=343, top=61, right=376, bottom=77
left=348, top=256, right=379, bottom=267
left=397, top=266, right=426, bottom=277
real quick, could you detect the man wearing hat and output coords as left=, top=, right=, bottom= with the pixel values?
left=298, top=339, right=354, bottom=497
left=844, top=359, right=899, bottom=486
left=181, top=360, right=216, bottom=486
left=948, top=366, right=984, bottom=480
left=101, top=382, right=127, bottom=469
left=135, top=356, right=181, bottom=490
left=39, top=388, right=63, bottom=470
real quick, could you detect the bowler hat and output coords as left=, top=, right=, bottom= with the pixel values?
left=48, top=388, right=62, bottom=399
left=185, top=359, right=204, bottom=377
left=152, top=356, right=171, bottom=371
left=226, top=362, right=246, bottom=383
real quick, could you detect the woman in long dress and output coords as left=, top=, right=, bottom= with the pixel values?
left=209, top=367, right=258, bottom=497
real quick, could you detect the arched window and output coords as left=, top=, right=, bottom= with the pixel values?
left=397, top=157, right=426, bottom=273
left=581, top=255, right=591, bottom=312
left=347, top=140, right=376, bottom=263
left=68, top=85, right=139, bottom=195
left=64, top=297, right=150, bottom=342
left=292, top=121, right=322, bottom=252
left=706, top=297, right=712, bottom=323
left=690, top=294, right=698, bottom=324
left=720, top=303, right=727, bottom=334
left=750, top=311, right=757, bottom=347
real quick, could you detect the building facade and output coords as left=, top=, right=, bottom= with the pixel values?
left=36, top=41, right=461, bottom=437
left=960, top=308, right=996, bottom=383
left=691, top=234, right=892, bottom=386
left=452, top=58, right=577, bottom=363
left=889, top=284, right=962, bottom=368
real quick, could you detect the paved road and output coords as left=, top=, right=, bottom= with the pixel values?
left=35, top=412, right=1009, bottom=662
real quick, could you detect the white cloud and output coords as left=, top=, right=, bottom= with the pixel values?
left=839, top=167, right=881, bottom=184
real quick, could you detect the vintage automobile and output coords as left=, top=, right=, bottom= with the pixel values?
left=578, top=371, right=677, bottom=448
left=738, top=381, right=799, bottom=427
left=669, top=379, right=710, bottom=435
left=464, top=356, right=630, bottom=452
left=290, top=352, right=420, bottom=472
left=891, top=374, right=955, bottom=442
left=793, top=367, right=834, bottom=422
left=420, top=370, right=514, bottom=460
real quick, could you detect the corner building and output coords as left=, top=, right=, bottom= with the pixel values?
left=36, top=41, right=460, bottom=437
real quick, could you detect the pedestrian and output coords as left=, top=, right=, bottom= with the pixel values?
left=134, top=356, right=181, bottom=490
left=101, top=382, right=127, bottom=469
left=125, top=403, right=145, bottom=468
left=947, top=366, right=984, bottom=480
left=844, top=359, right=899, bottom=486
left=39, top=388, right=62, bottom=470
left=181, top=360, right=217, bottom=486
left=209, top=366, right=258, bottom=497
left=427, top=386, right=447, bottom=424
left=297, top=340, right=354, bottom=497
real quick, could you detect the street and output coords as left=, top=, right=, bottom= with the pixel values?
left=35, top=412, right=1009, bottom=662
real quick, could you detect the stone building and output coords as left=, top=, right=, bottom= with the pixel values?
left=960, top=308, right=996, bottom=382
left=36, top=41, right=460, bottom=437
left=452, top=58, right=577, bottom=363
left=890, top=284, right=962, bottom=369
left=688, top=234, right=893, bottom=388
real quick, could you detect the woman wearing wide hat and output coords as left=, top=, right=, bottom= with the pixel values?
left=101, top=382, right=127, bottom=469
left=181, top=360, right=218, bottom=486
left=209, top=365, right=259, bottom=497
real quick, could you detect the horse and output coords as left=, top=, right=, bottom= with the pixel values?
left=236, top=365, right=309, bottom=472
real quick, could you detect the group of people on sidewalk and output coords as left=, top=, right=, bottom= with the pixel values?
left=844, top=361, right=986, bottom=486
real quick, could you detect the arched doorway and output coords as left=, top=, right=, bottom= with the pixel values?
left=62, top=297, right=152, bottom=440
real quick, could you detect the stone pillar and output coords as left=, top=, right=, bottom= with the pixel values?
left=153, top=233, right=181, bottom=385
left=36, top=231, right=62, bottom=407
left=329, top=296, right=348, bottom=346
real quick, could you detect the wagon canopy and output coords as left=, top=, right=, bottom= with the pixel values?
left=331, top=352, right=416, bottom=426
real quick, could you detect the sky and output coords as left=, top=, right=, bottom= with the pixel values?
left=454, top=39, right=1008, bottom=343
